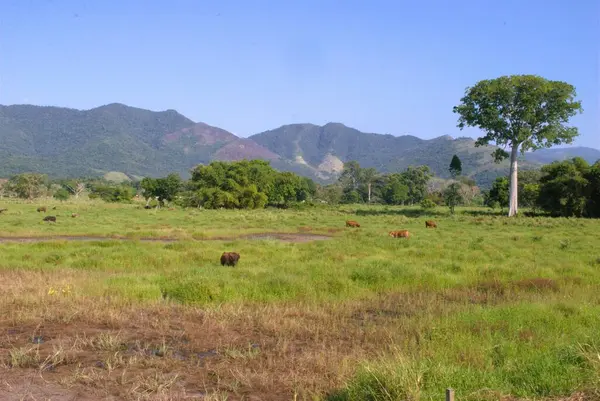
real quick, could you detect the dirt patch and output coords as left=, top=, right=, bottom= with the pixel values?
left=0, top=299, right=381, bottom=401
left=0, top=232, right=334, bottom=244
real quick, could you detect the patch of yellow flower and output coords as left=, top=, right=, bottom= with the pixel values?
left=47, top=284, right=72, bottom=296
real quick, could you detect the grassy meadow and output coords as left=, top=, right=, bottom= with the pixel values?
left=0, top=199, right=599, bottom=400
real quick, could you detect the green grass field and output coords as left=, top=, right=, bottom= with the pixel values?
left=0, top=200, right=599, bottom=400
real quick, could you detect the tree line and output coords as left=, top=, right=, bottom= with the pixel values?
left=1, top=155, right=599, bottom=217
left=485, top=157, right=600, bottom=218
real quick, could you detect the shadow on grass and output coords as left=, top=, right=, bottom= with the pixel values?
left=354, top=208, right=447, bottom=218
left=354, top=208, right=503, bottom=218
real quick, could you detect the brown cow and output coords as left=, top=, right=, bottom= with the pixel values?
left=346, top=220, right=361, bottom=228
left=220, top=252, right=241, bottom=267
left=389, top=230, right=410, bottom=238
left=37, top=206, right=47, bottom=213
left=43, top=216, right=57, bottom=223
left=0, top=208, right=7, bottom=214
left=71, top=213, right=79, bottom=218
left=425, top=220, right=437, bottom=228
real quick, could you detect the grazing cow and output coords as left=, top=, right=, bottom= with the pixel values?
left=389, top=230, right=410, bottom=238
left=71, top=213, right=79, bottom=218
left=144, top=205, right=152, bottom=210
left=37, top=206, right=47, bottom=213
left=345, top=220, right=361, bottom=228
left=0, top=208, right=7, bottom=214
left=43, top=216, right=57, bottom=223
left=220, top=252, right=241, bottom=267
left=425, top=220, right=437, bottom=228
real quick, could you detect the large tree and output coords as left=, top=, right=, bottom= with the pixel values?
left=453, top=75, right=583, bottom=216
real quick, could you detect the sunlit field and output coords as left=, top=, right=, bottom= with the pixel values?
left=0, top=200, right=599, bottom=400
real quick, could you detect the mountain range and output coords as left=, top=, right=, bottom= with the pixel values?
left=1, top=103, right=598, bottom=188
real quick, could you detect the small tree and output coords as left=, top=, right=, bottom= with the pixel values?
left=449, top=155, right=463, bottom=178
left=453, top=75, right=583, bottom=217
left=360, top=167, right=378, bottom=203
left=53, top=188, right=70, bottom=201
left=420, top=198, right=437, bottom=210
left=444, top=182, right=463, bottom=214
left=485, top=177, right=510, bottom=210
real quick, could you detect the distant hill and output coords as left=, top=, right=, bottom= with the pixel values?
left=250, top=123, right=539, bottom=188
left=524, top=147, right=600, bottom=165
left=1, top=103, right=597, bottom=188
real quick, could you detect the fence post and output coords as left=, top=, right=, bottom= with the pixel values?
left=446, top=388, right=455, bottom=401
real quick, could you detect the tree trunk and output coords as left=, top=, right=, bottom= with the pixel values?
left=368, top=183, right=371, bottom=203
left=508, top=144, right=519, bottom=217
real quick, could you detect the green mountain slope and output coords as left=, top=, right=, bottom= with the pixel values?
left=1, top=103, right=597, bottom=188
left=0, top=103, right=279, bottom=179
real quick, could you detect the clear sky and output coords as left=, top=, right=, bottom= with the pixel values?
left=1, top=0, right=598, bottom=148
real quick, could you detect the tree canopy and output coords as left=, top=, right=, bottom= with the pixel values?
left=186, top=160, right=315, bottom=209
left=140, top=173, right=183, bottom=206
left=5, top=173, right=48, bottom=199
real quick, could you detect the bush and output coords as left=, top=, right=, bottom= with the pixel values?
left=420, top=199, right=437, bottom=210
left=53, top=188, right=70, bottom=201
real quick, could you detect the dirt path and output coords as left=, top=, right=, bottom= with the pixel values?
left=0, top=232, right=333, bottom=244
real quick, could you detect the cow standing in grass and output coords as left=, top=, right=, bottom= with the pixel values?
left=346, top=220, right=360, bottom=228
left=220, top=252, right=240, bottom=267
left=37, top=206, right=47, bottom=213
left=43, top=216, right=56, bottom=223
left=389, top=230, right=410, bottom=238
left=425, top=220, right=437, bottom=228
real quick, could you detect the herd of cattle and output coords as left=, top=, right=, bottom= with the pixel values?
left=220, top=219, right=439, bottom=268
left=345, top=219, right=438, bottom=238
left=3, top=206, right=437, bottom=269
left=34, top=206, right=79, bottom=222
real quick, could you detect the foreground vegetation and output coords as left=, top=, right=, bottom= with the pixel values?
left=0, top=200, right=599, bottom=400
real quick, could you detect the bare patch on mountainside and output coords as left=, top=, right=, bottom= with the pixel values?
left=163, top=122, right=238, bottom=145
left=317, top=153, right=344, bottom=174
left=213, top=138, right=281, bottom=161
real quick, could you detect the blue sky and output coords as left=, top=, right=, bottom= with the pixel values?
left=1, top=0, right=598, bottom=148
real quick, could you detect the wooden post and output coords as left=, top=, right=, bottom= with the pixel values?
left=446, top=388, right=455, bottom=401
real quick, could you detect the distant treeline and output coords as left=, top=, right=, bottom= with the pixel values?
left=1, top=157, right=599, bottom=217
